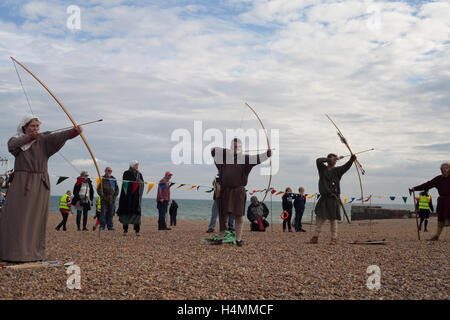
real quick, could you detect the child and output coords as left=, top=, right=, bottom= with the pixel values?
left=56, top=190, right=73, bottom=231
left=294, top=187, right=307, bottom=232
left=93, top=195, right=101, bottom=231
left=282, top=187, right=294, bottom=232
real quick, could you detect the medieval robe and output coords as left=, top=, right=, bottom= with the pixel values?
left=211, top=147, right=270, bottom=232
left=414, top=175, right=450, bottom=226
left=314, top=157, right=354, bottom=221
left=0, top=129, right=77, bottom=262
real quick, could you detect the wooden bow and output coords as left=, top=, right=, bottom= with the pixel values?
left=325, top=114, right=364, bottom=205
left=11, top=57, right=103, bottom=195
left=245, top=103, right=272, bottom=203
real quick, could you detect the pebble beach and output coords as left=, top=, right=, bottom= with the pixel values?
left=0, top=213, right=448, bottom=300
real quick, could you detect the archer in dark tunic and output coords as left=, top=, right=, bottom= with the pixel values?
left=117, top=161, right=144, bottom=235
left=412, top=162, right=450, bottom=241
left=310, top=153, right=356, bottom=244
left=211, top=138, right=271, bottom=246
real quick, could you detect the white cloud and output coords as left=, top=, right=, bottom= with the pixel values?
left=0, top=0, right=448, bottom=199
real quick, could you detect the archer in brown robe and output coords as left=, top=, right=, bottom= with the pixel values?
left=412, top=162, right=450, bottom=241
left=0, top=116, right=79, bottom=262
left=211, top=138, right=271, bottom=246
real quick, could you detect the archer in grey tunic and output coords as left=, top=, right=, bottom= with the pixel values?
left=314, top=155, right=355, bottom=221
left=0, top=127, right=79, bottom=262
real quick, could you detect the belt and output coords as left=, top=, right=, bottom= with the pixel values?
left=15, top=170, right=45, bottom=196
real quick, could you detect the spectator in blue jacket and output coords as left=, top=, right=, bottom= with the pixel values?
left=294, top=187, right=307, bottom=232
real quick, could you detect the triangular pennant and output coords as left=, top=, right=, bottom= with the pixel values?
left=271, top=189, right=277, bottom=194
left=132, top=182, right=139, bottom=194
left=344, top=197, right=348, bottom=204
left=177, top=184, right=186, bottom=189
left=169, top=182, right=175, bottom=188
left=275, top=191, right=284, bottom=196
left=390, top=196, right=396, bottom=201
left=316, top=194, right=321, bottom=200
left=205, top=188, right=214, bottom=193
left=147, top=182, right=155, bottom=194
left=56, top=176, right=69, bottom=185
left=197, top=186, right=200, bottom=190
left=402, top=196, right=408, bottom=204
left=122, top=181, right=129, bottom=195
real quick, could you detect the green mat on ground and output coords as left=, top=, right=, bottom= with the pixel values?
left=201, top=230, right=236, bottom=245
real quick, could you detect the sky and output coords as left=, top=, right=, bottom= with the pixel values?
left=0, top=0, right=449, bottom=202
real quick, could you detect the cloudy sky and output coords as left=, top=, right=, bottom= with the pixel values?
left=0, top=0, right=448, bottom=202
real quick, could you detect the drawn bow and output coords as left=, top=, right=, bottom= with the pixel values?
left=10, top=57, right=103, bottom=194
left=325, top=114, right=364, bottom=205
left=245, top=103, right=272, bottom=203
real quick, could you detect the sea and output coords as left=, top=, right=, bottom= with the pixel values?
left=49, top=196, right=415, bottom=223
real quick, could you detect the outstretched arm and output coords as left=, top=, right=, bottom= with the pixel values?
left=412, top=177, right=438, bottom=193
left=336, top=155, right=356, bottom=177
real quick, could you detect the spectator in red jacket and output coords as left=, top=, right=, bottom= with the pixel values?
left=156, top=171, right=173, bottom=230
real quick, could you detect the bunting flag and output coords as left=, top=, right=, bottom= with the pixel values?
left=205, top=188, right=214, bottom=193
left=344, top=197, right=348, bottom=204
left=364, top=195, right=372, bottom=202
left=275, top=191, right=284, bottom=196
left=109, top=179, right=116, bottom=190
left=316, top=194, right=321, bottom=200
left=169, top=182, right=176, bottom=188
left=197, top=186, right=200, bottom=191
left=348, top=197, right=355, bottom=203
left=177, top=184, right=186, bottom=189
left=96, top=177, right=102, bottom=189
left=122, top=181, right=129, bottom=195
left=271, top=189, right=277, bottom=194
left=132, top=182, right=140, bottom=194
left=56, top=176, right=69, bottom=185
left=186, top=185, right=197, bottom=190
left=307, top=193, right=315, bottom=199
left=402, top=196, right=408, bottom=204
left=147, top=182, right=155, bottom=194
left=377, top=196, right=383, bottom=199
left=250, top=190, right=256, bottom=195
left=390, top=196, right=396, bottom=201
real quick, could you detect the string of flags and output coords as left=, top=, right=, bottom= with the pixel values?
left=53, top=175, right=417, bottom=203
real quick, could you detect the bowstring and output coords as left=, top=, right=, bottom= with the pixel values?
left=12, top=59, right=80, bottom=176
left=12, top=59, right=34, bottom=116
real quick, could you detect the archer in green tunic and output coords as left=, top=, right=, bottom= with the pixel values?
left=310, top=153, right=356, bottom=244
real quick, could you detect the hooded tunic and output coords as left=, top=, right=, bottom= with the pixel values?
left=414, top=175, right=450, bottom=226
left=211, top=147, right=270, bottom=218
left=117, top=167, right=144, bottom=226
left=0, top=128, right=78, bottom=262
left=314, top=157, right=354, bottom=221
